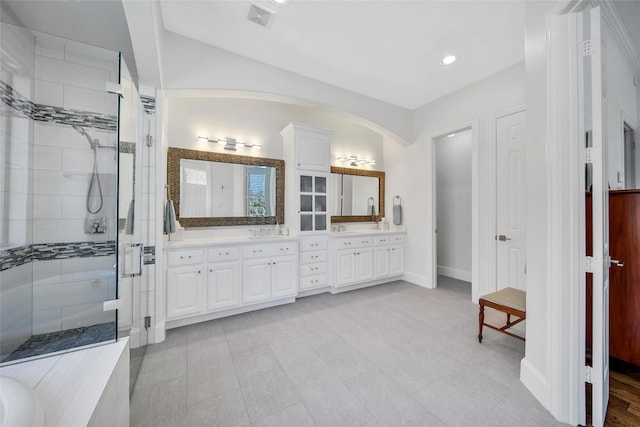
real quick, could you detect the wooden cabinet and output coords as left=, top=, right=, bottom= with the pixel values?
left=586, top=190, right=640, bottom=366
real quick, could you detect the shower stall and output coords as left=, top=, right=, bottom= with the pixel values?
left=0, top=22, right=139, bottom=363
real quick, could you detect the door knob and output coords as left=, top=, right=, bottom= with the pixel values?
left=495, top=235, right=511, bottom=241
left=610, top=259, right=624, bottom=267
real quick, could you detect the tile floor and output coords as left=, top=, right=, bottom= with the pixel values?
left=130, top=277, right=568, bottom=426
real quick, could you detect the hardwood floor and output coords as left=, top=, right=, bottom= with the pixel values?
left=587, top=359, right=640, bottom=426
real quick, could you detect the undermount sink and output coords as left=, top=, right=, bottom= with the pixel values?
left=0, top=376, right=45, bottom=427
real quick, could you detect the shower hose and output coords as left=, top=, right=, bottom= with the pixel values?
left=87, top=147, right=104, bottom=214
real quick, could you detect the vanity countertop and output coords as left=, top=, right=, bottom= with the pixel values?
left=166, top=235, right=298, bottom=249
left=166, top=229, right=406, bottom=249
left=329, top=229, right=406, bottom=237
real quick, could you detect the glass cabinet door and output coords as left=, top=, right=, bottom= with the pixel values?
left=299, top=173, right=328, bottom=232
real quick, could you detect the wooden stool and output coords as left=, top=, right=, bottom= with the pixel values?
left=478, top=287, right=526, bottom=342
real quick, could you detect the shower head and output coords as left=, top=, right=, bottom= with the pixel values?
left=72, top=125, right=98, bottom=150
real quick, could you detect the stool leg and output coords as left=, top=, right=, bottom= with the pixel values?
left=507, top=313, right=511, bottom=326
left=478, top=304, right=485, bottom=343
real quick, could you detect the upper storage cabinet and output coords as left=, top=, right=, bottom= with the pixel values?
left=281, top=122, right=332, bottom=172
left=283, top=123, right=333, bottom=234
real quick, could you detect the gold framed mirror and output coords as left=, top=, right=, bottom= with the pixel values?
left=330, top=166, right=385, bottom=223
left=167, top=147, right=284, bottom=227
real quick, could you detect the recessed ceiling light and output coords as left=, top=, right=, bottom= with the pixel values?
left=272, top=0, right=289, bottom=5
left=441, top=55, right=457, bottom=65
left=447, top=133, right=455, bottom=138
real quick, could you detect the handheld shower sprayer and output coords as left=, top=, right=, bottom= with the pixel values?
left=72, top=125, right=99, bottom=150
left=71, top=125, right=103, bottom=214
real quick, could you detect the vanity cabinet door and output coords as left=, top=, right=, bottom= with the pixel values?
left=242, top=259, right=271, bottom=303
left=336, top=250, right=356, bottom=286
left=375, top=247, right=391, bottom=279
left=207, top=261, right=241, bottom=311
left=390, top=245, right=405, bottom=276
left=298, top=172, right=329, bottom=233
left=355, top=248, right=374, bottom=282
left=270, top=255, right=297, bottom=298
left=167, top=265, right=205, bottom=319
left=296, top=134, right=331, bottom=171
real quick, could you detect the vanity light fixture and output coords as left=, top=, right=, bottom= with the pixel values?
left=337, top=155, right=375, bottom=167
left=441, top=55, right=457, bottom=65
left=196, top=136, right=262, bottom=151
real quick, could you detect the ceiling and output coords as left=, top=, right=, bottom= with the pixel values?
left=3, top=1, right=638, bottom=111
left=2, top=0, right=138, bottom=81
left=159, top=0, right=525, bottom=109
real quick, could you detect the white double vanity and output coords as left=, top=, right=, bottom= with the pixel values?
left=164, top=122, right=405, bottom=330
left=165, top=230, right=405, bottom=329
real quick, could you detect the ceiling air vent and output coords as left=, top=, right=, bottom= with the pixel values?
left=247, top=3, right=275, bottom=28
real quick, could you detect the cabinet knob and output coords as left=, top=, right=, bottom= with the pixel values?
left=198, top=270, right=201, bottom=274
left=209, top=269, right=213, bottom=272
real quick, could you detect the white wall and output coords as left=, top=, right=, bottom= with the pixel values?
left=603, top=26, right=638, bottom=189
left=160, top=30, right=412, bottom=144
left=436, top=130, right=472, bottom=281
left=384, top=63, right=525, bottom=295
left=165, top=97, right=384, bottom=170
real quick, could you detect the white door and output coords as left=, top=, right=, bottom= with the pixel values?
left=589, top=7, right=609, bottom=426
left=496, top=110, right=527, bottom=290
left=390, top=245, right=405, bottom=276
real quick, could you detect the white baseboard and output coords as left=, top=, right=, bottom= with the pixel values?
left=437, top=265, right=472, bottom=282
left=520, top=357, right=548, bottom=409
left=403, top=271, right=433, bottom=289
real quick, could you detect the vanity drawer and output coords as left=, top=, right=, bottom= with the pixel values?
left=167, top=249, right=204, bottom=266
left=300, top=238, right=327, bottom=252
left=300, top=262, right=327, bottom=276
left=335, top=237, right=374, bottom=249
left=208, top=247, right=239, bottom=262
left=243, top=242, right=297, bottom=258
left=374, top=236, right=391, bottom=246
left=389, top=234, right=405, bottom=244
left=299, top=274, right=328, bottom=290
left=300, top=251, right=328, bottom=264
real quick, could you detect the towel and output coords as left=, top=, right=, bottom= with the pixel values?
left=369, top=204, right=376, bottom=216
left=125, top=199, right=134, bottom=235
left=393, top=204, right=402, bottom=225
left=165, top=199, right=176, bottom=234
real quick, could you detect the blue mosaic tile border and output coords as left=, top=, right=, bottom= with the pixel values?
left=0, top=241, right=116, bottom=271
left=141, top=96, right=156, bottom=115
left=0, top=80, right=117, bottom=131
left=143, top=245, right=156, bottom=265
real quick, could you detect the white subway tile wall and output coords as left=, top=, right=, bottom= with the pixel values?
left=0, top=23, right=35, bottom=357
left=1, top=22, right=122, bottom=358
